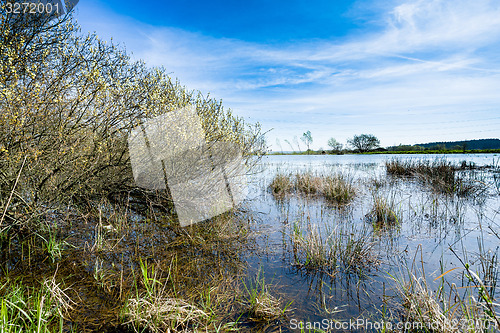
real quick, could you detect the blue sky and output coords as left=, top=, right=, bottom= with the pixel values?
left=74, top=0, right=500, bottom=150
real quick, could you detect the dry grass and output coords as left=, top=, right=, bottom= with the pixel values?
left=269, top=171, right=357, bottom=205
left=385, top=159, right=489, bottom=197
left=389, top=247, right=500, bottom=332
left=291, top=222, right=378, bottom=277
left=125, top=296, right=208, bottom=332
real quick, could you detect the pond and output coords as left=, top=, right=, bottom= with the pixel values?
left=243, top=153, right=500, bottom=331
left=2, top=153, right=499, bottom=332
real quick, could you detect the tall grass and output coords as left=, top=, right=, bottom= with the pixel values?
left=389, top=246, right=500, bottom=332
left=385, top=158, right=489, bottom=197
left=0, top=275, right=73, bottom=333
left=269, top=171, right=356, bottom=205
left=290, top=221, right=378, bottom=277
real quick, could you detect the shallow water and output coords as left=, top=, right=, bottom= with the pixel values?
left=244, top=154, right=500, bottom=330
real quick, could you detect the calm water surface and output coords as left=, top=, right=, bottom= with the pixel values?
left=244, top=154, right=500, bottom=330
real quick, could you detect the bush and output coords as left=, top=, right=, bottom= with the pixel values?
left=0, top=13, right=266, bottom=235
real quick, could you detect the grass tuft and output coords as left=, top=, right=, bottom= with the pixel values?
left=290, top=222, right=378, bottom=277
left=367, top=194, right=402, bottom=226
left=269, top=172, right=294, bottom=198
left=386, top=158, right=489, bottom=197
left=269, top=171, right=357, bottom=205
left=241, top=268, right=292, bottom=322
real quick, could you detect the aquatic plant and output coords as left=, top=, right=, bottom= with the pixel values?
left=269, top=171, right=357, bottom=205
left=367, top=193, right=402, bottom=226
left=322, top=173, right=357, bottom=205
left=290, top=221, right=378, bottom=277
left=389, top=246, right=500, bottom=333
left=240, top=268, right=292, bottom=322
left=269, top=172, right=294, bottom=198
left=385, top=158, right=489, bottom=197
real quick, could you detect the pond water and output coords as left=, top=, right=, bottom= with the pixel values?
left=243, top=154, right=500, bottom=331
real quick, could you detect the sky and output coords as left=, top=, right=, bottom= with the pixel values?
left=73, top=0, right=500, bottom=151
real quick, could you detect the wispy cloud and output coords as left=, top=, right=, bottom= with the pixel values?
left=77, top=0, right=500, bottom=149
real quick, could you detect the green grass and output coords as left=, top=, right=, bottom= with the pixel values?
left=240, top=268, right=292, bottom=323
left=290, top=221, right=378, bottom=277
left=0, top=277, right=72, bottom=333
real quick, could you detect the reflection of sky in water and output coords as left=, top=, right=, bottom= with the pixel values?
left=243, top=154, right=500, bottom=327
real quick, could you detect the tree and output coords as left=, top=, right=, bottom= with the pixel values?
left=327, top=138, right=343, bottom=153
left=347, top=134, right=380, bottom=152
left=0, top=12, right=266, bottom=232
left=301, top=131, right=313, bottom=153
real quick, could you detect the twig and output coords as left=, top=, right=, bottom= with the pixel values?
left=0, top=155, right=27, bottom=229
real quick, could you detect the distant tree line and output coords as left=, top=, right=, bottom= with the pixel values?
left=276, top=134, right=500, bottom=155
left=387, top=139, right=500, bottom=152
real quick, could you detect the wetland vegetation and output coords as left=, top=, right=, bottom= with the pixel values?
left=1, top=8, right=500, bottom=333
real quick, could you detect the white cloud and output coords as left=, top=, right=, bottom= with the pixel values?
left=76, top=0, right=500, bottom=149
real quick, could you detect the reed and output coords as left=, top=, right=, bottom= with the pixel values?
left=291, top=222, right=378, bottom=277
left=269, top=171, right=357, bottom=205
left=389, top=246, right=500, bottom=332
left=241, top=268, right=292, bottom=322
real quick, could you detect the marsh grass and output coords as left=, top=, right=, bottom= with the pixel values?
left=290, top=221, right=379, bottom=277
left=0, top=199, right=258, bottom=332
left=124, top=259, right=209, bottom=332
left=0, top=275, right=74, bottom=333
left=367, top=193, right=402, bottom=226
left=389, top=246, right=500, bottom=332
left=240, top=268, right=292, bottom=323
left=269, top=171, right=357, bottom=205
left=295, top=172, right=323, bottom=195
left=385, top=159, right=490, bottom=198
left=323, top=174, right=357, bottom=205
left=269, top=172, right=294, bottom=199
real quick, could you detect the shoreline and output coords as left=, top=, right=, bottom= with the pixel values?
left=267, top=149, right=500, bottom=156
